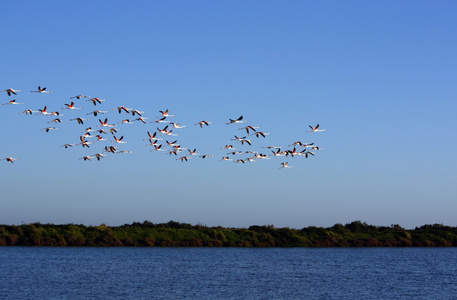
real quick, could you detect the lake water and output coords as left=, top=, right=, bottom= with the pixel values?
left=1, top=247, right=456, bottom=299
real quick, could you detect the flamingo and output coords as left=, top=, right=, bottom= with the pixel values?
left=48, top=118, right=64, bottom=123
left=235, top=159, right=246, bottom=164
left=104, top=146, right=118, bottom=153
left=95, top=135, right=108, bottom=141
left=79, top=156, right=94, bottom=161
left=71, top=95, right=90, bottom=99
left=18, top=109, right=37, bottom=115
left=239, top=125, right=259, bottom=134
left=135, top=117, right=149, bottom=124
left=70, top=117, right=88, bottom=124
left=62, top=102, right=82, bottom=110
left=112, top=135, right=127, bottom=144
left=79, top=136, right=93, bottom=148
left=49, top=111, right=62, bottom=116
left=61, top=143, right=76, bottom=148
left=227, top=151, right=243, bottom=155
left=2, top=157, right=18, bottom=163
left=221, top=145, right=237, bottom=150
left=310, top=146, right=323, bottom=151
left=177, top=156, right=191, bottom=162
left=166, top=140, right=179, bottom=147
left=130, top=109, right=144, bottom=116
left=170, top=123, right=186, bottom=129
left=86, top=110, right=107, bottom=116
left=157, top=125, right=169, bottom=134
left=37, top=106, right=51, bottom=116
left=117, top=150, right=133, bottom=154
left=113, top=106, right=131, bottom=114
left=240, top=139, right=252, bottom=146
left=1, top=89, right=21, bottom=96
left=188, top=148, right=200, bottom=156
left=262, top=146, right=281, bottom=149
left=304, top=151, right=315, bottom=158
left=158, top=109, right=175, bottom=118
left=151, top=117, right=170, bottom=124
left=31, top=86, right=53, bottom=93
left=199, top=154, right=214, bottom=159
left=3, top=100, right=23, bottom=105
left=98, top=118, right=115, bottom=127
left=307, top=124, right=327, bottom=133
left=226, top=115, right=246, bottom=125
left=86, top=98, right=105, bottom=105
left=94, top=153, right=106, bottom=161
left=278, top=162, right=294, bottom=170
left=150, top=144, right=165, bottom=152
left=119, top=119, right=134, bottom=124
left=195, top=120, right=212, bottom=128
left=271, top=148, right=286, bottom=157
left=144, top=131, right=162, bottom=141
left=42, top=127, right=58, bottom=132
left=219, top=157, right=233, bottom=161
left=250, top=131, right=270, bottom=138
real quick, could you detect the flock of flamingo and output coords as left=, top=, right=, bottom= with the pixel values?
left=1, top=87, right=326, bottom=170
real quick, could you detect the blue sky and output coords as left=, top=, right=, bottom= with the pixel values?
left=1, top=1, right=456, bottom=229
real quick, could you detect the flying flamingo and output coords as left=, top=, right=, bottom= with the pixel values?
left=170, top=123, right=186, bottom=129
left=226, top=115, right=246, bottom=125
left=112, top=135, right=127, bottom=144
left=70, top=117, right=89, bottom=124
left=71, top=95, right=90, bottom=99
left=62, top=102, right=82, bottom=110
left=31, top=86, right=53, bottom=93
left=250, top=131, right=270, bottom=138
left=18, top=109, right=37, bottom=115
left=98, top=118, right=115, bottom=127
left=158, top=109, right=175, bottom=118
left=87, top=110, right=108, bottom=116
left=42, top=127, right=58, bottom=132
left=195, top=120, right=212, bottom=128
left=2, top=157, right=18, bottom=163
left=307, top=124, right=327, bottom=133
left=239, top=125, right=259, bottom=134
left=3, top=100, right=23, bottom=105
left=87, top=98, right=105, bottom=105
left=113, top=106, right=131, bottom=114
left=278, top=162, right=294, bottom=170
left=1, top=89, right=22, bottom=96
left=135, top=117, right=149, bottom=124
left=177, top=156, right=191, bottom=162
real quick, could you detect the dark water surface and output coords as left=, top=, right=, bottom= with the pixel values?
left=1, top=247, right=456, bottom=299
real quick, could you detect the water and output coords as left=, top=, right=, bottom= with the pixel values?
left=1, top=247, right=456, bottom=299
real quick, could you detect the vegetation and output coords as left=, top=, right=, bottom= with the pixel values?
left=1, top=221, right=457, bottom=247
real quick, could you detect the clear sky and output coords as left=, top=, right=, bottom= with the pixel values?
left=1, top=1, right=456, bottom=229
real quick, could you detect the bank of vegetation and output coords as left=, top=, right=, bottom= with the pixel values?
left=1, top=221, right=456, bottom=247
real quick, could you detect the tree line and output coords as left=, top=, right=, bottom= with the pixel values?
left=1, top=220, right=456, bottom=247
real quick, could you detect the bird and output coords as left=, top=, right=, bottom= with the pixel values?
left=220, top=157, right=233, bottom=161
left=31, top=86, right=53, bottom=93
left=221, top=145, right=237, bottom=150
left=98, top=118, right=115, bottom=127
left=151, top=117, right=170, bottom=124
left=250, top=131, right=270, bottom=138
left=303, top=151, right=315, bottom=158
left=104, top=146, right=118, bottom=153
left=271, top=148, right=286, bottom=157
left=130, top=109, right=144, bottom=116
left=170, top=123, right=186, bottom=129
left=307, top=124, right=327, bottom=133
left=134, top=117, right=149, bottom=124
left=158, top=109, right=175, bottom=118
left=42, top=127, right=58, bottom=132
left=79, top=136, right=93, bottom=148
left=86, top=98, right=105, bottom=106
left=226, top=115, right=246, bottom=125
left=71, top=95, right=90, bottom=99
left=3, top=99, right=23, bottom=105
left=117, top=150, right=133, bottom=154
left=86, top=110, right=108, bottom=116
left=18, top=109, right=37, bottom=115
left=1, top=157, right=18, bottom=163
left=144, top=131, right=162, bottom=141
left=113, top=106, right=131, bottom=114
left=199, top=154, right=214, bottom=159
left=278, top=162, right=294, bottom=170
left=150, top=144, right=165, bottom=152
left=262, top=145, right=280, bottom=149
left=94, top=153, right=106, bottom=161
left=1, top=89, right=22, bottom=96
left=79, top=156, right=94, bottom=161
left=61, top=143, right=76, bottom=148
left=231, top=135, right=246, bottom=143
left=166, top=140, right=179, bottom=147
left=95, top=135, right=108, bottom=141
left=62, top=102, right=82, bottom=110
left=119, top=119, right=134, bottom=124
left=70, top=117, right=88, bottom=125
left=157, top=125, right=170, bottom=134
left=195, top=120, right=212, bottom=128
left=235, top=159, right=246, bottom=164
left=112, top=135, right=127, bottom=144
left=37, top=106, right=51, bottom=115
left=239, top=125, right=259, bottom=134
left=188, top=148, right=199, bottom=156
left=177, top=156, right=191, bottom=162
left=47, top=118, right=64, bottom=123
left=240, top=139, right=252, bottom=146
